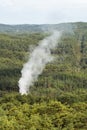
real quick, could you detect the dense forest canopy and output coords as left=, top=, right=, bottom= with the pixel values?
left=0, top=22, right=87, bottom=130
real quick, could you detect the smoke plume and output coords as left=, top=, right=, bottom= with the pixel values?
left=18, top=31, right=61, bottom=95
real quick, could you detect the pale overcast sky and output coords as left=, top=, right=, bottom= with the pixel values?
left=0, top=0, right=87, bottom=24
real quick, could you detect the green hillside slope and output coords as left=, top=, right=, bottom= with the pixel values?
left=0, top=22, right=87, bottom=130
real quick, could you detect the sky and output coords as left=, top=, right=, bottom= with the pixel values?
left=0, top=0, right=87, bottom=24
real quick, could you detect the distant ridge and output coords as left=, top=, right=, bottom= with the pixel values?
left=0, top=22, right=87, bottom=33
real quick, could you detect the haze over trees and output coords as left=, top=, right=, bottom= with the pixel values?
left=0, top=22, right=87, bottom=130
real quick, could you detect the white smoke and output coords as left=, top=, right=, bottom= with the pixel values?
left=18, top=31, right=61, bottom=95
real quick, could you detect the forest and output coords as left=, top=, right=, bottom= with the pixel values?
left=0, top=22, right=87, bottom=130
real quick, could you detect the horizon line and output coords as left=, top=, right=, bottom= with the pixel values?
left=0, top=21, right=87, bottom=26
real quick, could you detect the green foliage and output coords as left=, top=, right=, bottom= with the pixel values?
left=0, top=95, right=87, bottom=130
left=0, top=22, right=87, bottom=129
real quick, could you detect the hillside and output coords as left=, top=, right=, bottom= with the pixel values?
left=0, top=22, right=82, bottom=33
left=0, top=22, right=87, bottom=130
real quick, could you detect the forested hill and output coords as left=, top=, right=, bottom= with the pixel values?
left=0, top=22, right=87, bottom=129
left=0, top=22, right=87, bottom=33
